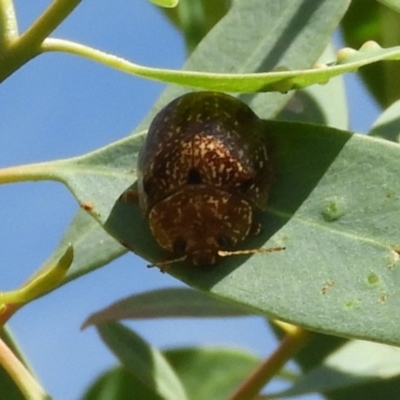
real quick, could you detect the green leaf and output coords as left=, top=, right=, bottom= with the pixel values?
left=82, top=287, right=254, bottom=327
left=17, top=119, right=400, bottom=346
left=165, top=347, right=261, bottom=400
left=370, top=99, right=400, bottom=142
left=131, top=40, right=400, bottom=94
left=82, top=366, right=163, bottom=400
left=82, top=347, right=261, bottom=400
left=42, top=0, right=350, bottom=97
left=96, top=322, right=188, bottom=400
left=273, top=340, right=400, bottom=398
left=41, top=134, right=144, bottom=227
left=163, top=122, right=400, bottom=347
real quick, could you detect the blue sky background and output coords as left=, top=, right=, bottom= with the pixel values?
left=1, top=1, right=380, bottom=399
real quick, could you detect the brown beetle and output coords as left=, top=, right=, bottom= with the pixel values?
left=137, top=91, right=280, bottom=267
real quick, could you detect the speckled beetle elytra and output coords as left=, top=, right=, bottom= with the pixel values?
left=137, top=91, right=283, bottom=267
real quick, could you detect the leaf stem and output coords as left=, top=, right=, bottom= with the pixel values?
left=0, top=337, right=51, bottom=400
left=228, top=327, right=313, bottom=400
left=0, top=0, right=81, bottom=82
left=0, top=0, right=18, bottom=49
left=0, top=161, right=64, bottom=185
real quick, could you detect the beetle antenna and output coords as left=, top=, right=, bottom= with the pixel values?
left=147, top=255, right=187, bottom=272
left=218, top=246, right=285, bottom=258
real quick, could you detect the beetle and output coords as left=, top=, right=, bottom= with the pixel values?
left=137, top=91, right=280, bottom=267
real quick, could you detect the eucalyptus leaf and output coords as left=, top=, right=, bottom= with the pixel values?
left=25, top=119, right=400, bottom=346
left=96, top=322, right=188, bottom=400
left=82, top=366, right=164, bottom=400
left=162, top=122, right=400, bottom=347
left=82, top=287, right=254, bottom=327
left=55, top=39, right=400, bottom=96
left=82, top=347, right=261, bottom=400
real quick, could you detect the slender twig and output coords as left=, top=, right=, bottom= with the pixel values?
left=228, top=327, right=313, bottom=400
left=0, top=0, right=19, bottom=49
left=0, top=0, right=81, bottom=82
left=17, top=0, right=81, bottom=50
left=0, top=337, right=50, bottom=400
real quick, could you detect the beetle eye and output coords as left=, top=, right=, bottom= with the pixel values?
left=217, top=235, right=231, bottom=249
left=173, top=238, right=187, bottom=255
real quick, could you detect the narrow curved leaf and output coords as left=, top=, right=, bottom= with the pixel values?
left=82, top=287, right=254, bottom=327
left=82, top=366, right=163, bottom=400
left=82, top=347, right=261, bottom=400
left=96, top=322, right=187, bottom=400
left=49, top=39, right=400, bottom=95
left=41, top=0, right=351, bottom=103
